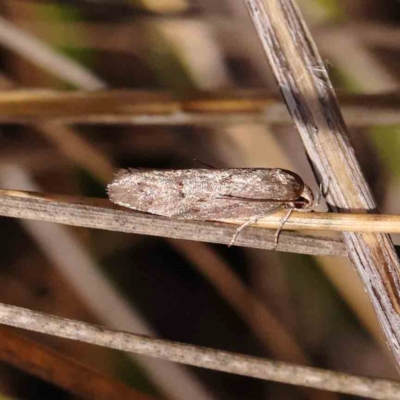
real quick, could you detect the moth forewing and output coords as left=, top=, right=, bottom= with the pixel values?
left=107, top=168, right=315, bottom=220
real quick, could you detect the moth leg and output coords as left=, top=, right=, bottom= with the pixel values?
left=229, top=215, right=262, bottom=247
left=273, top=208, right=293, bottom=249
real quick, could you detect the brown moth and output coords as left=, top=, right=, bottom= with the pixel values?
left=107, top=168, right=315, bottom=246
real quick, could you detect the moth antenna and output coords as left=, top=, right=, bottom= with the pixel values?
left=193, top=159, right=216, bottom=169
left=217, top=194, right=288, bottom=203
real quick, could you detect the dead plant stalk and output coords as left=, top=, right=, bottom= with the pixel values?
left=245, top=0, right=400, bottom=369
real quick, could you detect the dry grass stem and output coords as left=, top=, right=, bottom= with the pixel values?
left=0, top=301, right=398, bottom=399
left=245, top=0, right=400, bottom=367
left=222, top=212, right=400, bottom=233
left=0, top=189, right=344, bottom=257
left=4, top=188, right=400, bottom=238
left=0, top=89, right=399, bottom=127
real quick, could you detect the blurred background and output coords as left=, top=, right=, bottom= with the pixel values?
left=1, top=0, right=400, bottom=399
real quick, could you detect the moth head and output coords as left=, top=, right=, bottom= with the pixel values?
left=288, top=185, right=315, bottom=210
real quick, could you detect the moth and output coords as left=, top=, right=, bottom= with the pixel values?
left=107, top=168, right=315, bottom=247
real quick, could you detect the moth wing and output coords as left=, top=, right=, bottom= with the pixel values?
left=173, top=197, right=284, bottom=220
left=108, top=169, right=193, bottom=217
left=108, top=168, right=304, bottom=220
left=220, top=169, right=304, bottom=200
